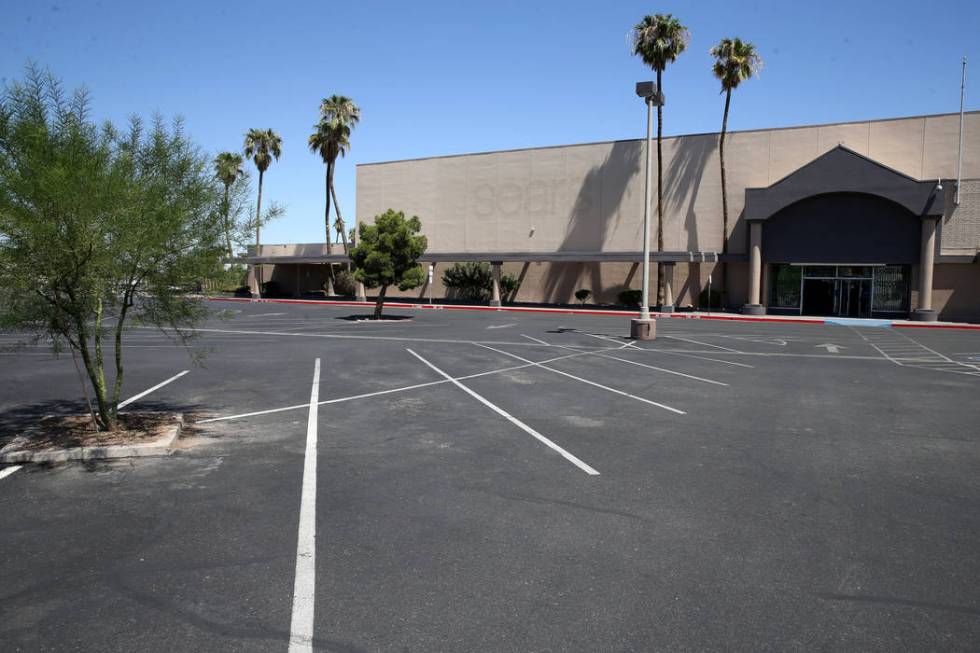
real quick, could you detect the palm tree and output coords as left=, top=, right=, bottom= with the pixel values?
left=630, top=13, right=689, bottom=306
left=213, top=151, right=244, bottom=257
left=711, top=37, right=762, bottom=302
left=243, top=128, right=282, bottom=296
left=309, top=95, right=360, bottom=256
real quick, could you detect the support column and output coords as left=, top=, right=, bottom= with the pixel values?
left=742, top=221, right=765, bottom=315
left=489, top=261, right=502, bottom=307
left=912, top=217, right=939, bottom=321
left=355, top=279, right=366, bottom=302
left=660, top=262, right=675, bottom=313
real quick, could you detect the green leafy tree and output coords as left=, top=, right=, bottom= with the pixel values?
left=243, top=127, right=282, bottom=296
left=711, top=37, right=762, bottom=302
left=630, top=13, right=689, bottom=306
left=213, top=151, right=244, bottom=257
left=349, top=210, right=427, bottom=319
left=0, top=66, right=223, bottom=430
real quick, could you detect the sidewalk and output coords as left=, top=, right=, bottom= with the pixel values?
left=205, top=296, right=980, bottom=331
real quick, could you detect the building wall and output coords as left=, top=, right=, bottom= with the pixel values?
left=357, top=112, right=980, bottom=258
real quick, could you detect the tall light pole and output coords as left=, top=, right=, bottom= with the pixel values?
left=631, top=81, right=663, bottom=340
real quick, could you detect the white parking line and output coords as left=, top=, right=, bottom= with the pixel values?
left=288, top=358, right=320, bottom=653
left=522, top=334, right=727, bottom=386
left=198, top=349, right=611, bottom=424
left=477, top=343, right=686, bottom=415
left=406, top=349, right=599, bottom=475
left=0, top=466, right=23, bottom=481
left=578, top=331, right=755, bottom=368
left=664, top=335, right=743, bottom=353
left=118, top=370, right=189, bottom=409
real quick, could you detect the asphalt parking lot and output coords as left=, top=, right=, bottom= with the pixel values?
left=2, top=300, right=980, bottom=651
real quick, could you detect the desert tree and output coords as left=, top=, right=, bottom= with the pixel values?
left=630, top=13, right=689, bottom=306
left=711, top=37, right=762, bottom=301
left=0, top=65, right=224, bottom=430
left=243, top=127, right=282, bottom=296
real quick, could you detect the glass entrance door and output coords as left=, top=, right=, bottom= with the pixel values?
left=839, top=279, right=871, bottom=318
left=769, top=264, right=910, bottom=318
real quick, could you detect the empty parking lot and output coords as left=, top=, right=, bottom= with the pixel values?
left=2, top=301, right=980, bottom=651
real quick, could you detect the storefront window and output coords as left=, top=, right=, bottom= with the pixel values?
left=769, top=264, right=801, bottom=308
left=838, top=266, right=872, bottom=278
left=872, top=265, right=909, bottom=312
left=802, top=265, right=836, bottom=278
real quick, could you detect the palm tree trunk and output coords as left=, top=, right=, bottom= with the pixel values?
left=374, top=284, right=388, bottom=319
left=719, top=87, right=732, bottom=308
left=331, top=184, right=350, bottom=258
left=324, top=162, right=335, bottom=295
left=255, top=169, right=264, bottom=297
left=223, top=183, right=234, bottom=258
left=656, top=68, right=665, bottom=307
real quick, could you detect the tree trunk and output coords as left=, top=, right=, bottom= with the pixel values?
left=324, top=161, right=335, bottom=295
left=255, top=169, right=264, bottom=297
left=331, top=184, right=351, bottom=260
left=656, top=68, right=665, bottom=307
left=223, top=183, right=234, bottom=258
left=111, top=293, right=133, bottom=413
left=73, top=309, right=113, bottom=431
left=374, top=284, right=388, bottom=319
left=719, top=88, right=732, bottom=308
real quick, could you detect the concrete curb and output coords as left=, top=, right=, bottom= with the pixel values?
left=203, top=296, right=980, bottom=330
left=0, top=414, right=183, bottom=464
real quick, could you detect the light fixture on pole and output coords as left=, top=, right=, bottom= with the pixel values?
left=631, top=80, right=663, bottom=341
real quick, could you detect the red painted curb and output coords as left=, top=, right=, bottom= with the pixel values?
left=894, top=322, right=980, bottom=331
left=202, top=296, right=979, bottom=330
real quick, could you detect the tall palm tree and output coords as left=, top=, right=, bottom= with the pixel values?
left=309, top=95, right=360, bottom=256
left=630, top=13, right=689, bottom=306
left=243, top=128, right=282, bottom=296
left=711, top=37, right=762, bottom=301
left=213, top=151, right=244, bottom=257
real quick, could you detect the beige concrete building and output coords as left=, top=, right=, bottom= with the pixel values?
left=249, top=110, right=980, bottom=321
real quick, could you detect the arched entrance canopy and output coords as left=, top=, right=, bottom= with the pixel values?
left=744, top=145, right=944, bottom=222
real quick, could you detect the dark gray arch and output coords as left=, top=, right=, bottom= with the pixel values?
left=744, top=146, right=943, bottom=223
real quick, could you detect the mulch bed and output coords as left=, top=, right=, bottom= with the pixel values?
left=10, top=413, right=180, bottom=452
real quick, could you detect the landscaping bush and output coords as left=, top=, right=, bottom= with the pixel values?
left=333, top=269, right=357, bottom=297
left=698, top=287, right=722, bottom=309
left=500, top=273, right=518, bottom=299
left=617, top=289, right=643, bottom=307
left=574, top=288, right=592, bottom=305
left=442, top=262, right=493, bottom=301
left=261, top=280, right=282, bottom=297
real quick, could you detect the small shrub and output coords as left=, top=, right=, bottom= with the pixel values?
left=333, top=269, right=357, bottom=297
left=261, top=280, right=282, bottom=297
left=500, top=273, right=518, bottom=299
left=442, top=262, right=493, bottom=300
left=698, top=287, right=722, bottom=309
left=574, top=288, right=592, bottom=305
left=617, top=288, right=643, bottom=307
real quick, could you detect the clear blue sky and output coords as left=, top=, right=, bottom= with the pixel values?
left=3, top=0, right=978, bottom=245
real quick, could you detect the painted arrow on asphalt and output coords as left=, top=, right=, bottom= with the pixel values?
left=815, top=343, right=845, bottom=353
left=486, top=323, right=518, bottom=329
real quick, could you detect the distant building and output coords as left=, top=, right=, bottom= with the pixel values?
left=249, top=110, right=980, bottom=322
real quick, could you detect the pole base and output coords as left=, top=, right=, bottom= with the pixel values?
left=742, top=304, right=765, bottom=316
left=356, top=295, right=367, bottom=303
left=658, top=305, right=675, bottom=314
left=911, top=308, right=938, bottom=322
left=489, top=300, right=501, bottom=307
left=630, top=318, right=657, bottom=340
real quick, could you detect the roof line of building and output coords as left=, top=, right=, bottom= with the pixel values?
left=357, top=109, right=979, bottom=168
